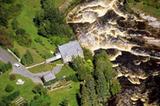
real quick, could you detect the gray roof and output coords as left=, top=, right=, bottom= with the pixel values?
left=58, top=40, right=83, bottom=63
left=43, top=72, right=56, bottom=82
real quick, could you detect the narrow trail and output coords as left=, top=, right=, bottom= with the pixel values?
left=26, top=61, right=45, bottom=69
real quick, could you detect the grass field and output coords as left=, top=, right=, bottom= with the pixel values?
left=29, top=60, right=62, bottom=73
left=13, top=0, right=56, bottom=65
left=13, top=0, right=76, bottom=66
left=50, top=65, right=79, bottom=106
left=0, top=71, right=35, bottom=101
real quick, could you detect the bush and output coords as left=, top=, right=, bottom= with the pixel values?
left=5, top=84, right=14, bottom=93
left=34, top=0, right=74, bottom=38
left=32, top=84, right=47, bottom=95
left=0, top=62, right=12, bottom=73
left=9, top=74, right=16, bottom=81
left=83, top=48, right=93, bottom=61
left=11, top=19, right=18, bottom=30
left=21, top=50, right=33, bottom=65
left=59, top=99, right=68, bottom=106
left=16, top=28, right=26, bottom=35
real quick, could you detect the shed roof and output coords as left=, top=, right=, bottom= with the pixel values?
left=58, top=40, right=83, bottom=63
left=43, top=72, right=56, bottom=82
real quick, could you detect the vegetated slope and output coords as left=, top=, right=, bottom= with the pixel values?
left=0, top=0, right=75, bottom=66
left=127, top=0, right=160, bottom=19
left=13, top=0, right=55, bottom=65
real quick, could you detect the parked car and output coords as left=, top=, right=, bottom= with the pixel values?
left=13, top=63, right=20, bottom=68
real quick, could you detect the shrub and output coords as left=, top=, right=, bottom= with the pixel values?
left=21, top=50, right=33, bottom=65
left=83, top=48, right=93, bottom=61
left=0, top=62, right=12, bottom=73
left=16, top=28, right=26, bottom=35
left=9, top=74, right=16, bottom=81
left=5, top=84, right=14, bottom=93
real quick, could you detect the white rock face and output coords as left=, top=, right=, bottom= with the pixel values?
left=67, top=0, right=160, bottom=90
left=67, top=0, right=160, bottom=60
left=140, top=14, right=160, bottom=28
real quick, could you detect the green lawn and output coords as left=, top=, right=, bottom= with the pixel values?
left=50, top=65, right=79, bottom=106
left=49, top=81, right=79, bottom=106
left=29, top=60, right=62, bottom=73
left=12, top=0, right=77, bottom=66
left=13, top=0, right=56, bottom=65
left=0, top=71, right=35, bottom=101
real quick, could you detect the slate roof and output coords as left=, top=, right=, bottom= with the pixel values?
left=58, top=40, right=84, bottom=63
left=43, top=72, right=56, bottom=82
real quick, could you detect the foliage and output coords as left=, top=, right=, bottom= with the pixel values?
left=21, top=50, right=33, bottom=65
left=9, top=74, right=16, bottom=81
left=0, top=0, right=22, bottom=48
left=59, top=99, right=69, bottom=106
left=0, top=62, right=12, bottom=73
left=127, top=0, right=160, bottom=18
left=34, top=0, right=74, bottom=38
left=30, top=95, right=51, bottom=106
left=72, top=50, right=121, bottom=106
left=94, top=50, right=121, bottom=104
left=49, top=36, right=70, bottom=46
left=83, top=48, right=93, bottom=61
left=0, top=27, right=13, bottom=48
left=32, top=84, right=47, bottom=95
left=72, top=56, right=93, bottom=81
left=30, top=84, right=51, bottom=106
left=80, top=85, right=91, bottom=106
left=1, top=91, right=20, bottom=105
left=14, top=27, right=32, bottom=47
left=84, top=75, right=98, bottom=106
left=5, top=84, right=14, bottom=93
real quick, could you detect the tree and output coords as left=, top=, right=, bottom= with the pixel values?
left=5, top=84, right=14, bottom=93
left=59, top=99, right=69, bottom=106
left=21, top=50, right=33, bottom=65
left=83, top=48, right=93, bottom=61
left=85, top=75, right=98, bottom=106
left=9, top=74, right=16, bottom=81
left=80, top=85, right=91, bottom=106
left=32, top=84, right=47, bottom=95
left=110, top=79, right=121, bottom=95
left=16, top=28, right=26, bottom=35
left=94, top=69, right=110, bottom=104
left=30, top=84, right=51, bottom=106
left=30, top=95, right=51, bottom=106
left=0, top=62, right=12, bottom=73
left=34, top=0, right=74, bottom=38
left=0, top=27, right=13, bottom=48
left=72, top=57, right=93, bottom=81
left=94, top=50, right=121, bottom=103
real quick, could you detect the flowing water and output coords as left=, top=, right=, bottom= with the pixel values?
left=67, top=0, right=160, bottom=105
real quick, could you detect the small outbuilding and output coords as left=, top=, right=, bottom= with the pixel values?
left=42, top=72, right=56, bottom=83
left=58, top=40, right=84, bottom=63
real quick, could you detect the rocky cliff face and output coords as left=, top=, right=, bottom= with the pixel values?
left=67, top=0, right=160, bottom=105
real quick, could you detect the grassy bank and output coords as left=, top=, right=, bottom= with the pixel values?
left=127, top=0, right=160, bottom=19
left=50, top=65, right=79, bottom=106
left=13, top=0, right=56, bottom=65
left=0, top=71, right=35, bottom=101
